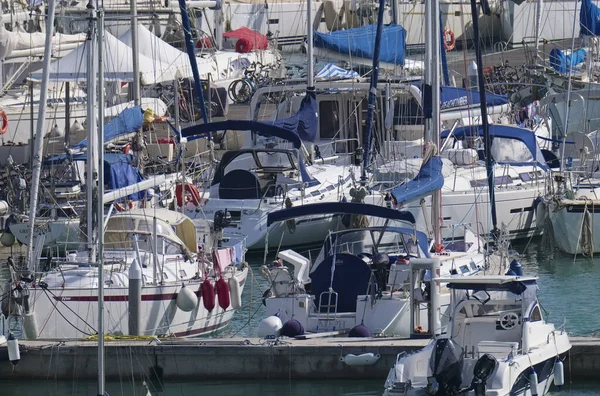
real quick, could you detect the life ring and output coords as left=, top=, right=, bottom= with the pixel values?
left=115, top=200, right=134, bottom=212
left=444, top=29, right=455, bottom=51
left=176, top=183, right=202, bottom=207
left=0, top=110, right=8, bottom=135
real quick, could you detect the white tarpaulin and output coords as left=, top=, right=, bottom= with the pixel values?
left=30, top=32, right=178, bottom=84
left=118, top=24, right=194, bottom=79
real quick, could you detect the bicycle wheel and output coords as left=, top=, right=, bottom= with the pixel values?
left=228, top=78, right=255, bottom=104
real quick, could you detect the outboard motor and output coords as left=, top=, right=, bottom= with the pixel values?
left=372, top=253, right=390, bottom=296
left=429, top=338, right=463, bottom=395
left=463, top=353, right=498, bottom=395
left=213, top=210, right=231, bottom=247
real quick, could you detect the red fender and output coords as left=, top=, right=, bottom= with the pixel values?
left=200, top=279, right=215, bottom=312
left=216, top=277, right=230, bottom=310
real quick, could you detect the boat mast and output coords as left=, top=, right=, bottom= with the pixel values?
left=469, top=0, right=498, bottom=234
left=25, top=0, right=57, bottom=272
left=361, top=0, right=386, bottom=181
left=424, top=0, right=442, bottom=245
left=86, top=0, right=99, bottom=262
left=177, top=0, right=209, bottom=124
left=306, top=0, right=314, bottom=91
left=96, top=8, right=106, bottom=396
left=130, top=0, right=140, bottom=104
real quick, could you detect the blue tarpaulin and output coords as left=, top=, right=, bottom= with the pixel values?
left=73, top=106, right=144, bottom=150
left=581, top=0, right=600, bottom=36
left=414, top=82, right=509, bottom=113
left=314, top=24, right=406, bottom=65
left=549, top=48, right=586, bottom=74
left=390, top=156, right=444, bottom=205
left=45, top=153, right=145, bottom=200
left=181, top=92, right=318, bottom=146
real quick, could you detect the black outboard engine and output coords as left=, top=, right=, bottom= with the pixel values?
left=372, top=253, right=390, bottom=296
left=429, top=338, right=463, bottom=395
left=464, top=354, right=498, bottom=395
left=213, top=210, right=231, bottom=247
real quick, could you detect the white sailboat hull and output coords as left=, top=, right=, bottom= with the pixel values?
left=7, top=267, right=248, bottom=339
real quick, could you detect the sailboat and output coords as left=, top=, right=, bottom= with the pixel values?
left=1, top=0, right=248, bottom=340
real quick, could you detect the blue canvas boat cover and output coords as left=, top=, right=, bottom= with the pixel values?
left=73, top=106, right=144, bottom=150
left=413, top=82, right=509, bottom=111
left=391, top=156, right=444, bottom=205
left=267, top=202, right=416, bottom=226
left=45, top=153, right=145, bottom=200
left=314, top=24, right=406, bottom=65
left=181, top=92, right=318, bottom=146
left=549, top=48, right=586, bottom=74
left=581, top=0, right=600, bottom=36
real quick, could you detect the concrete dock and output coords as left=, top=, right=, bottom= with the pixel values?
left=0, top=336, right=597, bottom=382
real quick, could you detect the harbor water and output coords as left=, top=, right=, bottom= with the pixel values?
left=0, top=379, right=598, bottom=395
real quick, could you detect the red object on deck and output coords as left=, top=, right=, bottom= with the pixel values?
left=223, top=27, right=268, bottom=53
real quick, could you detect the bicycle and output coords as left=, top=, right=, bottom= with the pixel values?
left=227, top=62, right=285, bottom=105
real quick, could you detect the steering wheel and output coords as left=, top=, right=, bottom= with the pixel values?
left=499, top=312, right=520, bottom=330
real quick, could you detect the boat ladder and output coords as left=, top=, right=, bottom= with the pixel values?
left=317, top=288, right=338, bottom=332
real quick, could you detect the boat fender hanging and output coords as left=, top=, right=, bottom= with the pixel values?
left=257, top=315, right=283, bottom=337
left=7, top=333, right=19, bottom=365
left=554, top=359, right=565, bottom=387
left=216, top=277, right=230, bottom=310
left=280, top=319, right=304, bottom=337
left=200, top=279, right=215, bottom=312
left=444, top=29, right=455, bottom=51
left=228, top=276, right=242, bottom=310
left=349, top=323, right=372, bottom=338
left=0, top=231, right=15, bottom=247
left=176, top=183, right=202, bottom=207
left=176, top=284, right=199, bottom=312
left=529, top=368, right=539, bottom=396
left=0, top=110, right=8, bottom=135
left=340, top=353, right=381, bottom=366
left=23, top=312, right=39, bottom=340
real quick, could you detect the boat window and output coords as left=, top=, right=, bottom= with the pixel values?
left=164, top=238, right=183, bottom=255
left=319, top=100, right=340, bottom=139
left=38, top=208, right=51, bottom=217
left=255, top=151, right=295, bottom=170
left=530, top=305, right=542, bottom=322
left=329, top=230, right=413, bottom=257
left=57, top=208, right=78, bottom=218
left=224, top=152, right=258, bottom=174
left=491, top=137, right=533, bottom=163
left=394, top=97, right=423, bottom=126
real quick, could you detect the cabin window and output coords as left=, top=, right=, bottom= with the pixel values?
left=491, top=137, right=534, bottom=164
left=319, top=100, right=340, bottom=139
left=224, top=152, right=257, bottom=174
left=394, top=97, right=423, bottom=126
left=530, top=305, right=542, bottom=322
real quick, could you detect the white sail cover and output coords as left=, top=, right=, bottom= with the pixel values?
left=118, top=24, right=195, bottom=79
left=30, top=32, right=178, bottom=84
left=0, top=24, right=86, bottom=60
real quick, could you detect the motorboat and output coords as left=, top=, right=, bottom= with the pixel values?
left=383, top=275, right=571, bottom=395
left=2, top=208, right=248, bottom=339
left=256, top=200, right=489, bottom=337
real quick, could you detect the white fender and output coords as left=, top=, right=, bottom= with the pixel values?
left=228, top=276, right=242, bottom=310
left=340, top=353, right=381, bottom=366
left=529, top=370, right=539, bottom=396
left=23, top=312, right=39, bottom=340
left=7, top=334, right=19, bottom=365
left=554, top=360, right=565, bottom=387
left=176, top=285, right=198, bottom=312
